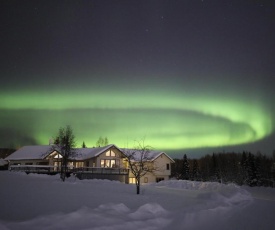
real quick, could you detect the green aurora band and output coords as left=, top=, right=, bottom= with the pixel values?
left=0, top=88, right=273, bottom=150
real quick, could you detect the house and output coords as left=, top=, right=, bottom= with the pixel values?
left=121, top=148, right=175, bottom=184
left=5, top=144, right=174, bottom=184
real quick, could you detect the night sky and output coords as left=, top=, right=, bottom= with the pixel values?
left=1, top=0, right=275, bottom=158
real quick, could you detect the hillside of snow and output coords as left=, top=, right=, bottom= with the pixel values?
left=0, top=171, right=275, bottom=230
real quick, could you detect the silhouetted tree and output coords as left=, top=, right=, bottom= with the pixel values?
left=192, top=159, right=199, bottom=181
left=53, top=125, right=76, bottom=181
left=246, top=152, right=257, bottom=186
left=171, top=151, right=274, bottom=187
left=123, top=141, right=156, bottom=194
left=96, top=136, right=108, bottom=147
left=171, top=158, right=183, bottom=179
left=82, top=141, right=87, bottom=148
left=182, top=154, right=190, bottom=180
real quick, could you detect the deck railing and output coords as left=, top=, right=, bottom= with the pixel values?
left=9, top=165, right=129, bottom=175
left=9, top=165, right=55, bottom=173
left=73, top=167, right=129, bottom=175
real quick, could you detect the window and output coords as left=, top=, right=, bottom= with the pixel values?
left=129, top=177, right=136, bottom=184
left=106, top=150, right=116, bottom=157
left=75, top=162, right=83, bottom=168
left=100, top=159, right=117, bottom=168
left=166, top=163, right=170, bottom=170
left=144, top=177, right=148, bottom=183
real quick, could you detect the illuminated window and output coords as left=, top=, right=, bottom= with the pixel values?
left=105, top=159, right=110, bottom=167
left=129, top=177, right=136, bottom=184
left=100, top=159, right=117, bottom=168
left=54, top=154, right=63, bottom=159
left=75, top=162, right=83, bottom=168
left=106, top=150, right=116, bottom=157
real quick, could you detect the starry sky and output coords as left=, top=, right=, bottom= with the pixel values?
left=1, top=0, right=275, bottom=158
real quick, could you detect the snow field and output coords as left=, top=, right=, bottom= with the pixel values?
left=0, top=172, right=274, bottom=230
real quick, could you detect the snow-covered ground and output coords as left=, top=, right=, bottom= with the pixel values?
left=0, top=172, right=274, bottom=230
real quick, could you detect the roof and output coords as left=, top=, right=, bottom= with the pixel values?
left=121, top=148, right=175, bottom=163
left=4, top=144, right=174, bottom=163
left=4, top=146, right=55, bottom=160
left=71, top=144, right=122, bottom=160
left=5, top=144, right=123, bottom=161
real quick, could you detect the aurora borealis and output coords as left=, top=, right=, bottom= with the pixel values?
left=1, top=1, right=275, bottom=157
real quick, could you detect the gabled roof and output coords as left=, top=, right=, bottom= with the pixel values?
left=4, top=145, right=55, bottom=161
left=4, top=144, right=174, bottom=163
left=71, top=144, right=123, bottom=160
left=5, top=144, right=124, bottom=161
left=121, top=148, right=175, bottom=163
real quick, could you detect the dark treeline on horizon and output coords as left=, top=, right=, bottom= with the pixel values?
left=172, top=152, right=275, bottom=187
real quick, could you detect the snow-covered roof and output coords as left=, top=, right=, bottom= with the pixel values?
left=4, top=146, right=55, bottom=160
left=121, top=148, right=174, bottom=163
left=71, top=144, right=122, bottom=160
left=5, top=144, right=123, bottom=161
left=4, top=144, right=173, bottom=163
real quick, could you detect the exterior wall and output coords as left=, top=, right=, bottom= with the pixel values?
left=76, top=172, right=129, bottom=183
left=8, top=159, right=49, bottom=166
left=128, top=153, right=173, bottom=184
left=153, top=153, right=172, bottom=177
left=95, top=147, right=125, bottom=168
left=84, top=158, right=96, bottom=167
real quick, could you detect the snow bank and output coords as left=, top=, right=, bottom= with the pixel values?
left=1, top=172, right=274, bottom=230
left=2, top=203, right=171, bottom=230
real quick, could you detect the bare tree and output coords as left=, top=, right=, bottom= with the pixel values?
left=95, top=136, right=108, bottom=147
left=53, top=125, right=76, bottom=181
left=123, top=141, right=156, bottom=194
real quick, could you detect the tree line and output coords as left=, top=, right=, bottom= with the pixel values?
left=171, top=152, right=275, bottom=187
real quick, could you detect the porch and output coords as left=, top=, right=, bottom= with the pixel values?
left=9, top=165, right=129, bottom=183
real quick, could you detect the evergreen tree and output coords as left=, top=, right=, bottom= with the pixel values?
left=211, top=153, right=219, bottom=182
left=247, top=152, right=257, bottom=186
left=82, top=141, right=87, bottom=148
left=255, top=153, right=263, bottom=186
left=182, top=154, right=190, bottom=180
left=192, top=159, right=199, bottom=181
left=240, top=151, right=248, bottom=185
left=171, top=158, right=183, bottom=179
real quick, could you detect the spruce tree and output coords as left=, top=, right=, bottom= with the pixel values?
left=211, top=153, right=219, bottom=182
left=192, top=159, right=199, bottom=181
left=182, top=154, right=190, bottom=180
left=247, top=153, right=257, bottom=186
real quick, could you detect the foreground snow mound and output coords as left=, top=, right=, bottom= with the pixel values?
left=155, top=179, right=238, bottom=191
left=152, top=180, right=253, bottom=230
left=3, top=172, right=274, bottom=230
left=129, top=203, right=168, bottom=219
left=3, top=203, right=171, bottom=230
